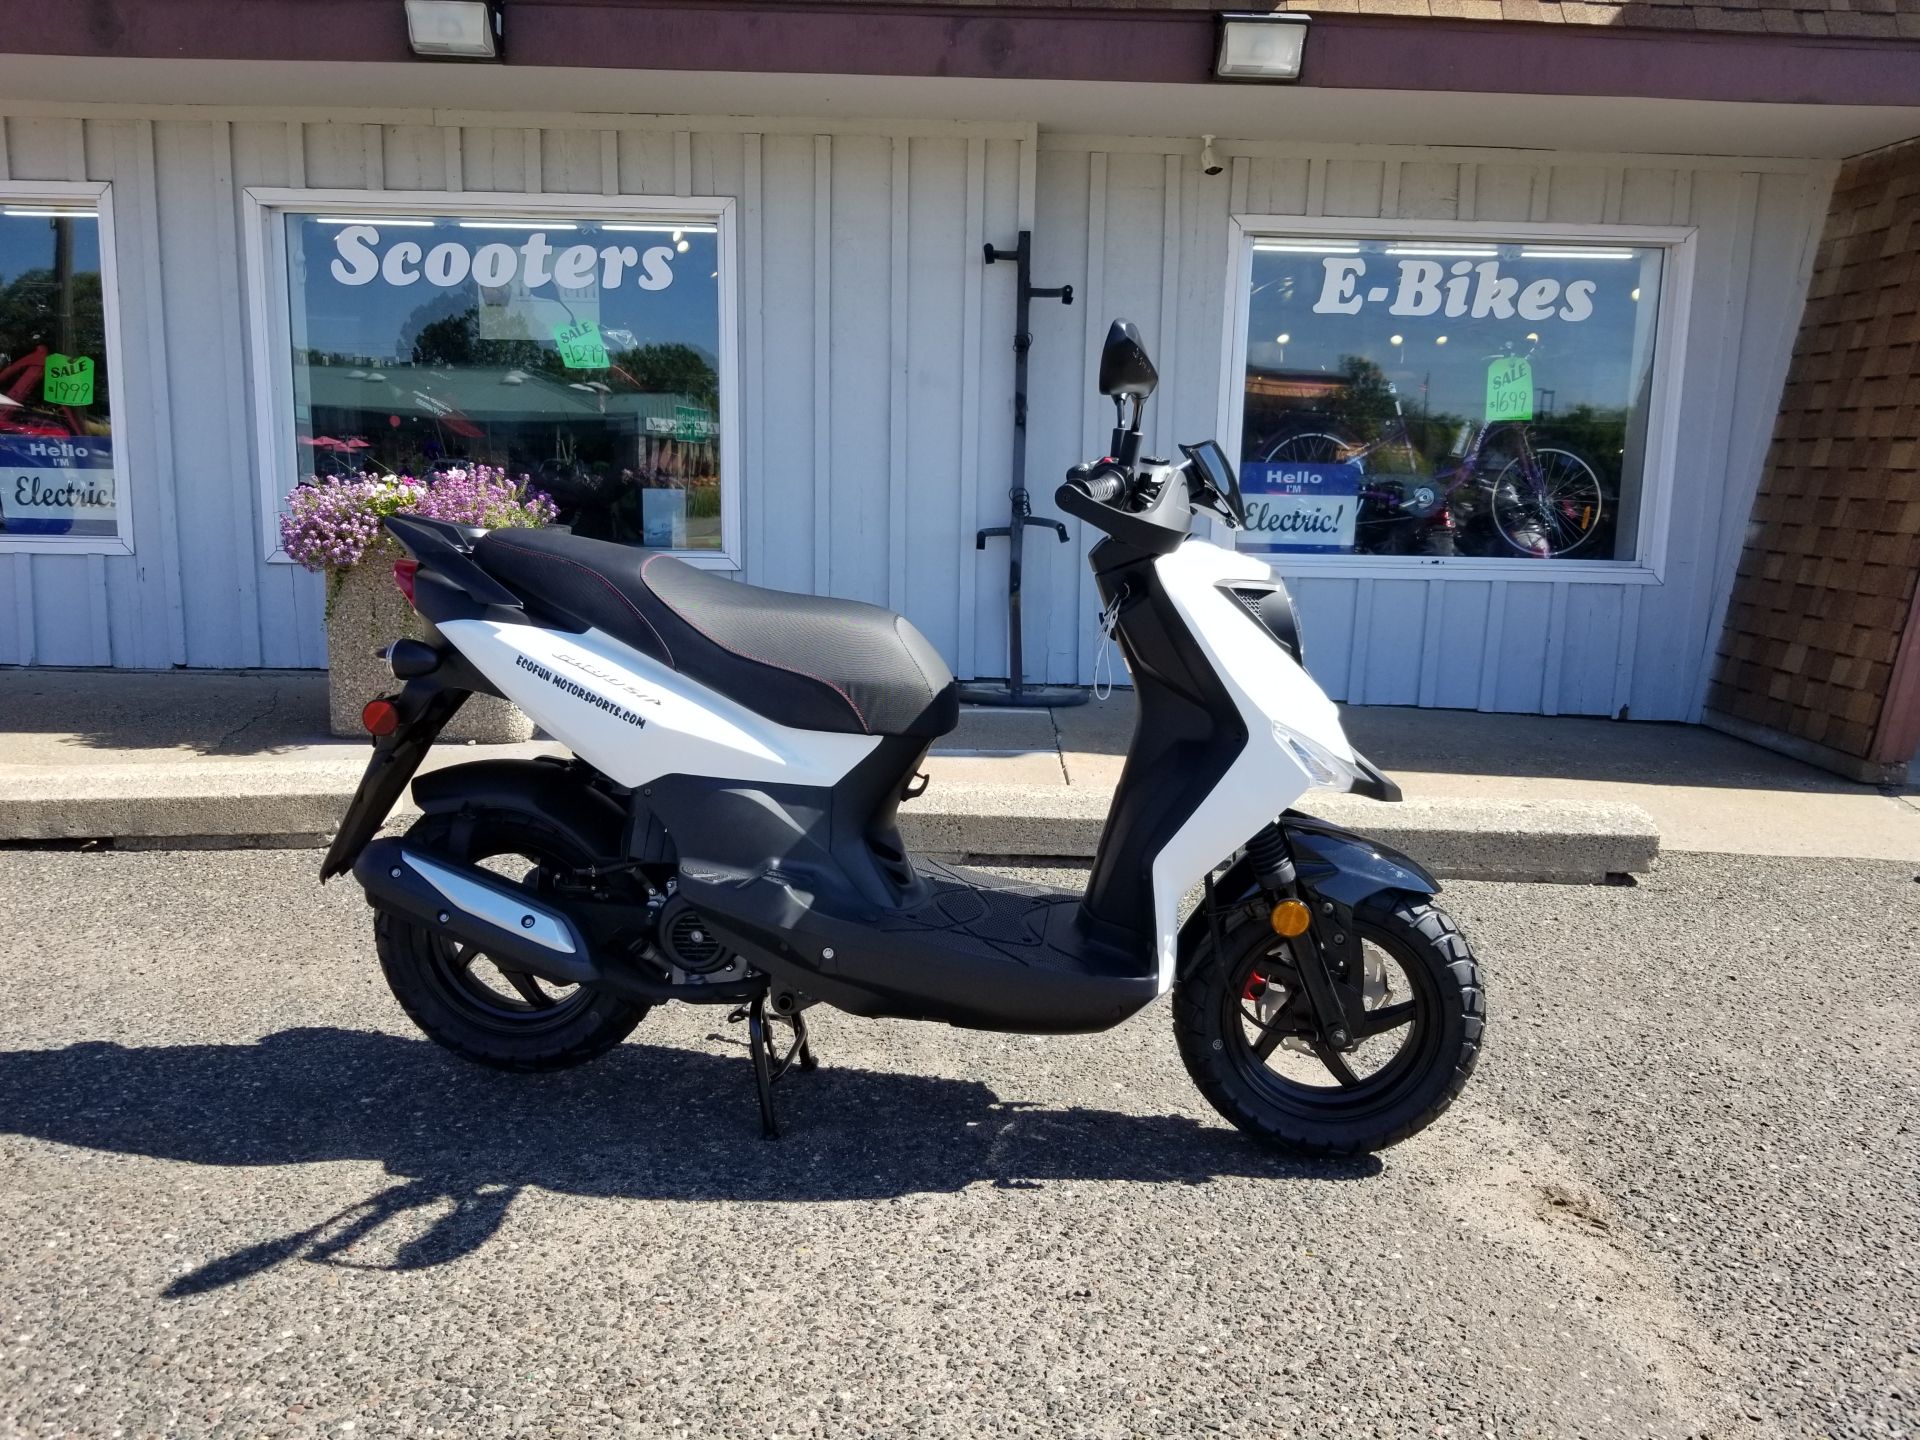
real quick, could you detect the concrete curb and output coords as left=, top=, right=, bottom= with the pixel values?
left=900, top=784, right=1659, bottom=883
left=0, top=760, right=1659, bottom=883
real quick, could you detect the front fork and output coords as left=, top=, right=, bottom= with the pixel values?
left=1241, top=822, right=1366, bottom=1052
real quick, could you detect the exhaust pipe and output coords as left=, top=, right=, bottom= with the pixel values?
left=354, top=838, right=600, bottom=988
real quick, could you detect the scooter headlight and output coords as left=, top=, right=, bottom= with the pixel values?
left=1284, top=734, right=1344, bottom=788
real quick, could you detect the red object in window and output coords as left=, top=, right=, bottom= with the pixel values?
left=361, top=698, right=400, bottom=737
left=393, top=558, right=419, bottom=607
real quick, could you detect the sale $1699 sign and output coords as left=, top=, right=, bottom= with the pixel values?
left=1238, top=461, right=1360, bottom=554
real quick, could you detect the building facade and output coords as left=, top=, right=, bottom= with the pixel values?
left=0, top=1, right=1916, bottom=742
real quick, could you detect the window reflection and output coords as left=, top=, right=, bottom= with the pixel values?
left=1239, top=237, right=1662, bottom=563
left=286, top=214, right=724, bottom=549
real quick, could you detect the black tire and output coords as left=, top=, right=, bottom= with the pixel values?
left=374, top=808, right=649, bottom=1072
left=1174, top=892, right=1484, bottom=1157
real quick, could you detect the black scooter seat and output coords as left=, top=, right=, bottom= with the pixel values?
left=475, top=526, right=959, bottom=739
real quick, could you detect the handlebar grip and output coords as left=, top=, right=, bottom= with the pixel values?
left=1083, top=471, right=1126, bottom=504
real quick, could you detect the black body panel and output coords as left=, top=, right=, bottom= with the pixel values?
left=1282, top=811, right=1439, bottom=905
left=473, top=527, right=959, bottom=739
left=319, top=680, right=468, bottom=882
left=676, top=859, right=1157, bottom=1032
left=411, top=757, right=628, bottom=855
left=1348, top=751, right=1404, bottom=804
left=635, top=735, right=1158, bottom=1031
left=1076, top=535, right=1248, bottom=950
left=1176, top=812, right=1440, bottom=980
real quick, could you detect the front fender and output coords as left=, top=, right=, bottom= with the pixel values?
left=1176, top=812, right=1438, bottom=979
left=1280, top=812, right=1439, bottom=907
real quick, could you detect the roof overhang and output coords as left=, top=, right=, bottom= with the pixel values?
left=2, top=3, right=1917, bottom=159
left=7, top=1, right=1920, bottom=108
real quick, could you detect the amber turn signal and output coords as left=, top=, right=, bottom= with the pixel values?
left=1269, top=900, right=1311, bottom=937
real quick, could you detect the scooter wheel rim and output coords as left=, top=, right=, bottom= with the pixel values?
left=1219, top=926, right=1441, bottom=1121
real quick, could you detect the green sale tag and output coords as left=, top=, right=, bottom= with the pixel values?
left=42, top=353, right=95, bottom=407
left=1485, top=356, right=1533, bottom=423
left=552, top=320, right=609, bottom=370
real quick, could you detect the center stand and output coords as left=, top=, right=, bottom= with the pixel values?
left=958, top=230, right=1088, bottom=709
left=732, top=990, right=816, bottom=1139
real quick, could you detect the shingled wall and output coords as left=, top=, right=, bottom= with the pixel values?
left=1705, top=138, right=1920, bottom=783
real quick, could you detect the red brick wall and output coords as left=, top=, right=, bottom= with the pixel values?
left=1706, top=138, right=1920, bottom=779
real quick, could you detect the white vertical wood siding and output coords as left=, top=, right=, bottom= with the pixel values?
left=0, top=111, right=1027, bottom=677
left=0, top=108, right=1826, bottom=725
left=1028, top=137, right=1830, bottom=721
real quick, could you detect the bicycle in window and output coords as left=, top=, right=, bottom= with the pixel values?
left=1258, top=357, right=1609, bottom=561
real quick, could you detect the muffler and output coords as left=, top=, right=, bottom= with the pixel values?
left=354, top=838, right=599, bottom=988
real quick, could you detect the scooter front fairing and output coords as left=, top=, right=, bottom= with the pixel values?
left=1139, top=536, right=1392, bottom=987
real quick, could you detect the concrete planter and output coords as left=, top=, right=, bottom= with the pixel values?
left=325, top=557, right=533, bottom=743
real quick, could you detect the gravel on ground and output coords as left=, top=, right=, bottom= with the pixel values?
left=0, top=848, right=1914, bottom=1438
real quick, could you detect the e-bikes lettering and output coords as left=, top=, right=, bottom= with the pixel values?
left=322, top=317, right=1485, bottom=1154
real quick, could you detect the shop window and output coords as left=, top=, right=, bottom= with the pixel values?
left=0, top=190, right=125, bottom=549
left=269, top=203, right=731, bottom=555
left=1235, top=229, right=1673, bottom=568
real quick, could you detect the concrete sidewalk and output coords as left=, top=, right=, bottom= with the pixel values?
left=3, top=665, right=1905, bottom=877
left=976, top=693, right=1920, bottom=861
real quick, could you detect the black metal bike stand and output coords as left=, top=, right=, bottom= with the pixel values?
left=958, top=230, right=1088, bottom=709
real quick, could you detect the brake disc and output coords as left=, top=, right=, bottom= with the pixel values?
left=1256, top=945, right=1394, bottom=1057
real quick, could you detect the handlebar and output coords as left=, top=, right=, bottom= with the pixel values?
left=1064, top=460, right=1130, bottom=506
left=1056, top=456, right=1191, bottom=558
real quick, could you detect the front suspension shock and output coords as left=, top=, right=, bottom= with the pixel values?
left=1247, top=822, right=1297, bottom=894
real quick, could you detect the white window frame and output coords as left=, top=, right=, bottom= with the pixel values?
left=0, top=180, right=134, bottom=557
left=241, top=187, right=743, bottom=569
left=1218, top=215, right=1697, bottom=584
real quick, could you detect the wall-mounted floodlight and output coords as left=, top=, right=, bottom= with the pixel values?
left=1214, top=13, right=1310, bottom=82
left=405, top=0, right=502, bottom=60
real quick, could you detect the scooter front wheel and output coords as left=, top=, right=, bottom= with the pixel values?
left=1173, top=893, right=1483, bottom=1156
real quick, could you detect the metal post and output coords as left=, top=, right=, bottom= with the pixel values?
left=960, top=230, right=1087, bottom=709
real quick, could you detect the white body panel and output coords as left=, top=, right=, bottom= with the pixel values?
left=1144, top=537, right=1363, bottom=990
left=439, top=618, right=880, bottom=790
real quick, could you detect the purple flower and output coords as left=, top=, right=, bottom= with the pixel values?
left=279, top=465, right=555, bottom=573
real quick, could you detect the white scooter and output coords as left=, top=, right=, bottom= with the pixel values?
left=322, top=319, right=1484, bottom=1154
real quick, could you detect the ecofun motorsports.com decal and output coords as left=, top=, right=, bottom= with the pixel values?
left=514, top=652, right=658, bottom=727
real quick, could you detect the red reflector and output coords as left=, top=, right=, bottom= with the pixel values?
left=393, top=558, right=419, bottom=606
left=361, top=699, right=400, bottom=737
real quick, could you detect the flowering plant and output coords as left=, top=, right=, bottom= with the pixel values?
left=280, top=465, right=556, bottom=573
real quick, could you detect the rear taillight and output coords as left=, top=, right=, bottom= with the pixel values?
left=361, top=698, right=400, bottom=737
left=393, top=558, right=419, bottom=607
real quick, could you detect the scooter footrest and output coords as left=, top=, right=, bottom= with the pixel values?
left=879, top=860, right=1083, bottom=968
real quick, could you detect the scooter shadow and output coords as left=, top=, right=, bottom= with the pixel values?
left=0, top=1026, right=1381, bottom=1295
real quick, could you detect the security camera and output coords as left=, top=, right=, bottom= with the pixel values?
left=1201, top=135, right=1224, bottom=177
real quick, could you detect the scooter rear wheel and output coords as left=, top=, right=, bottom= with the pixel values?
left=374, top=809, right=650, bottom=1072
left=1174, top=892, right=1483, bottom=1156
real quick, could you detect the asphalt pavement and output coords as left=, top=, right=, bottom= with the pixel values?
left=0, top=848, right=1915, bottom=1438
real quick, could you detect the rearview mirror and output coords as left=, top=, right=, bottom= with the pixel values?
left=1098, top=318, right=1158, bottom=400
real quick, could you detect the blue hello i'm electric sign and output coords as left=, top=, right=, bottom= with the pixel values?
left=1238, top=460, right=1360, bottom=554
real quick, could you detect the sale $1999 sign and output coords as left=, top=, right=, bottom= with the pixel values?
left=1238, top=461, right=1360, bottom=554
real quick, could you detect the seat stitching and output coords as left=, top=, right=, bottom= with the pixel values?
left=641, top=553, right=871, bottom=733
left=485, top=539, right=675, bottom=667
